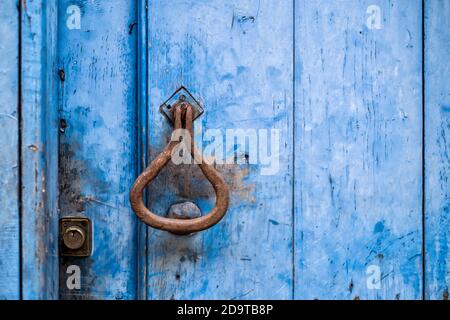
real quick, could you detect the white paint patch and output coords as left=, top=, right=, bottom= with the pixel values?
left=366, top=264, right=381, bottom=289
left=66, top=5, right=81, bottom=30
left=66, top=265, right=81, bottom=290
left=366, top=5, right=382, bottom=30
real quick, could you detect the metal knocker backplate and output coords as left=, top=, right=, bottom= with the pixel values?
left=129, top=97, right=230, bottom=235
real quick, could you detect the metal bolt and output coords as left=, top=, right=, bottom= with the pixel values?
left=168, top=201, right=202, bottom=220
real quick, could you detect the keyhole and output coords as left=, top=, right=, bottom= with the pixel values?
left=63, top=226, right=86, bottom=250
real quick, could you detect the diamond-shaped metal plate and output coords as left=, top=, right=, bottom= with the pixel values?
left=159, top=86, right=204, bottom=124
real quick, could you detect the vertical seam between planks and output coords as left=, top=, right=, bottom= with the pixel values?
left=137, top=0, right=149, bottom=300
left=57, top=1, right=63, bottom=300
left=54, top=0, right=60, bottom=299
left=421, top=0, right=426, bottom=301
left=136, top=0, right=140, bottom=300
left=143, top=0, right=149, bottom=300
left=18, top=0, right=23, bottom=301
left=291, top=0, right=296, bottom=300
left=144, top=0, right=149, bottom=300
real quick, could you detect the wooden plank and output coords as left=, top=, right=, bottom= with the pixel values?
left=0, top=0, right=19, bottom=300
left=58, top=0, right=138, bottom=299
left=146, top=0, right=294, bottom=299
left=424, top=0, right=450, bottom=300
left=21, top=0, right=59, bottom=300
left=294, top=0, right=423, bottom=299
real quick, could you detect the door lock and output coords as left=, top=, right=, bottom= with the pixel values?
left=60, top=217, right=92, bottom=257
left=62, top=226, right=86, bottom=250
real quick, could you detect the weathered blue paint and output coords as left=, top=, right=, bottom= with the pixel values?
left=57, top=0, right=138, bottom=299
left=294, top=0, right=423, bottom=299
left=0, top=0, right=20, bottom=300
left=4, top=0, right=450, bottom=301
left=145, top=0, right=294, bottom=299
left=424, top=0, right=450, bottom=300
left=21, top=0, right=59, bottom=300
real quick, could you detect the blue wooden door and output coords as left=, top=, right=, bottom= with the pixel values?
left=1, top=0, right=449, bottom=300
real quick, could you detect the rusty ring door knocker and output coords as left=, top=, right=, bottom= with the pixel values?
left=129, top=100, right=230, bottom=235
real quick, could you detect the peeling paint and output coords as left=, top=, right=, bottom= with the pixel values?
left=58, top=0, right=138, bottom=299
left=0, top=0, right=20, bottom=299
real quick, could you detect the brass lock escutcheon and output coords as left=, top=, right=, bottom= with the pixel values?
left=60, top=217, right=92, bottom=257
